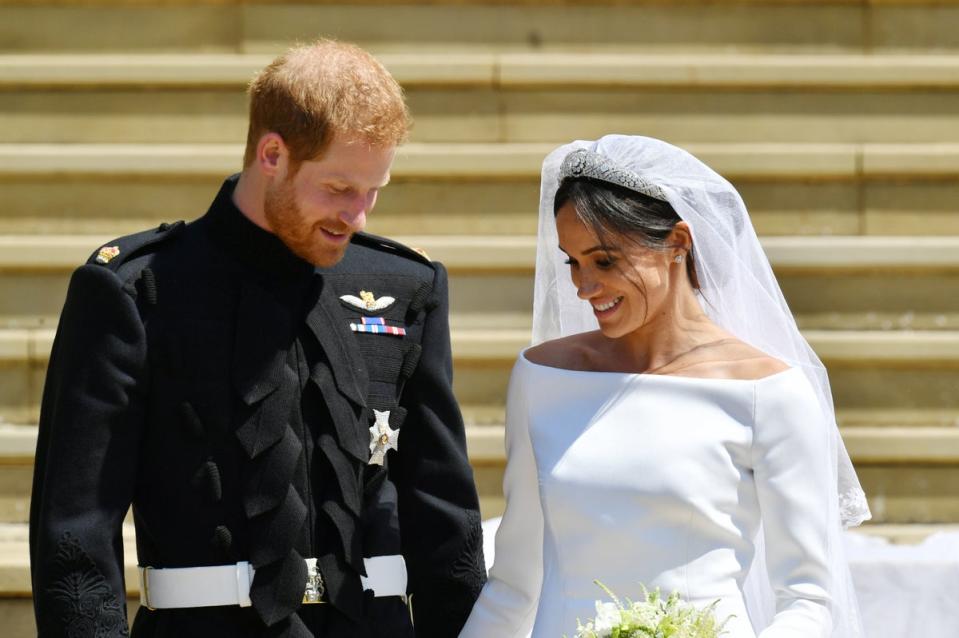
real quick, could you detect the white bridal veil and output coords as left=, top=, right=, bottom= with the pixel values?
left=531, top=135, right=869, bottom=637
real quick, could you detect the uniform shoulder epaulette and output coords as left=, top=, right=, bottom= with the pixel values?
left=350, top=231, right=434, bottom=267
left=87, top=221, right=187, bottom=273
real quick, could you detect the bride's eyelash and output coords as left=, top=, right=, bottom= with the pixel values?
left=563, top=257, right=616, bottom=268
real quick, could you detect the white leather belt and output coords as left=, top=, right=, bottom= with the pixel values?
left=138, top=555, right=407, bottom=610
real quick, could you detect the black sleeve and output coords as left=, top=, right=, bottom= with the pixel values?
left=392, top=263, right=487, bottom=637
left=29, top=265, right=149, bottom=637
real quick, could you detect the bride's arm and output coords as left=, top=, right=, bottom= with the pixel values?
left=459, top=361, right=544, bottom=638
left=752, top=373, right=835, bottom=638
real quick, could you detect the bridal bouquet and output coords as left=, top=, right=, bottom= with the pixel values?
left=570, top=582, right=729, bottom=638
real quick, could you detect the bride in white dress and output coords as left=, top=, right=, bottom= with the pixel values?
left=459, top=136, right=870, bottom=638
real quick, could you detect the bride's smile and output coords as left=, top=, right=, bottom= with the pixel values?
left=591, top=296, right=623, bottom=314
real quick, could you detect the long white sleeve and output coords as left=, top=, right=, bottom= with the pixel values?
left=459, top=362, right=543, bottom=637
left=752, top=374, right=834, bottom=638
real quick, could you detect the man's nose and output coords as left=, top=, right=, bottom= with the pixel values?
left=340, top=194, right=368, bottom=231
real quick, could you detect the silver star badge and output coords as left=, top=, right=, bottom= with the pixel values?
left=368, top=409, right=399, bottom=466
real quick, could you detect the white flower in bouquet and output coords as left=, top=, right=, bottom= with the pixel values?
left=592, top=601, right=621, bottom=634
left=569, top=582, right=730, bottom=638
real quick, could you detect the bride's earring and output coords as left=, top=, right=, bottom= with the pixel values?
left=674, top=254, right=684, bottom=264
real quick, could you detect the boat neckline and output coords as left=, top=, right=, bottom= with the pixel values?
left=518, top=349, right=800, bottom=384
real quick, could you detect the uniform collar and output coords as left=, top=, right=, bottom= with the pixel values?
left=204, top=174, right=315, bottom=281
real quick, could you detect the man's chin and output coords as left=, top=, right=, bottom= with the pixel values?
left=304, top=243, right=350, bottom=268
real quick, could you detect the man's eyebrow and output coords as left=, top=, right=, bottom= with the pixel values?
left=323, top=174, right=391, bottom=189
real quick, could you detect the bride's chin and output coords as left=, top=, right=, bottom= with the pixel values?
left=597, top=323, right=627, bottom=339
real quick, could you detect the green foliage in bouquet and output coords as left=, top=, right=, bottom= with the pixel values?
left=569, top=582, right=730, bottom=638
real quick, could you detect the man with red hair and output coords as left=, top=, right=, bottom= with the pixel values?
left=30, top=40, right=485, bottom=637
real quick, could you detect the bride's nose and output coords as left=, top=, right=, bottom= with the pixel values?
left=576, top=274, right=601, bottom=300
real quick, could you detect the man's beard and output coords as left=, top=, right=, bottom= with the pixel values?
left=263, top=179, right=350, bottom=268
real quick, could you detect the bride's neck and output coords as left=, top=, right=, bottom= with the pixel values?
left=615, top=289, right=721, bottom=373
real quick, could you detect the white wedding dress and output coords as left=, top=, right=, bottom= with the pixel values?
left=460, top=353, right=834, bottom=638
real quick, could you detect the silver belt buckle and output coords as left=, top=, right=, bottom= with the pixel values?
left=303, top=557, right=326, bottom=604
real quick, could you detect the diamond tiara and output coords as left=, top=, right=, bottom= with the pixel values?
left=559, top=148, right=669, bottom=203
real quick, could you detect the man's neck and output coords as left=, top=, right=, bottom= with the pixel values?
left=232, top=170, right=273, bottom=233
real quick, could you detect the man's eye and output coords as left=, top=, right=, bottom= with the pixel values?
left=328, top=185, right=350, bottom=195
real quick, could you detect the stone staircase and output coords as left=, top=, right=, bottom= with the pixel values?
left=3, top=0, right=959, bottom=633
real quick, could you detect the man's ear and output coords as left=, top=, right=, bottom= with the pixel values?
left=255, top=132, right=289, bottom=179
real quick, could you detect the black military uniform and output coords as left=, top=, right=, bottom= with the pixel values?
left=30, top=175, right=486, bottom=637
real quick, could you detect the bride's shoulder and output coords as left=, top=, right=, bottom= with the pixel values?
left=719, top=342, right=791, bottom=380
left=522, top=333, right=603, bottom=371
left=679, top=339, right=791, bottom=381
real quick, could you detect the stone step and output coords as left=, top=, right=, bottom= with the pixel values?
left=0, top=53, right=497, bottom=88
left=2, top=1, right=959, bottom=54
left=3, top=235, right=959, bottom=330
left=19, top=142, right=957, bottom=178
left=849, top=522, right=959, bottom=545
left=7, top=52, right=959, bottom=90
left=0, top=520, right=954, bottom=638
left=9, top=421, right=959, bottom=471
left=0, top=143, right=958, bottom=236
left=2, top=324, right=959, bottom=423
left=3, top=423, right=959, bottom=525
left=465, top=424, right=959, bottom=465
left=0, top=518, right=951, bottom=589
left=461, top=404, right=959, bottom=429
left=466, top=424, right=959, bottom=525
left=448, top=329, right=959, bottom=405
left=6, top=234, right=959, bottom=273
left=433, top=234, right=959, bottom=332
left=0, top=425, right=31, bottom=523
left=4, top=53, right=959, bottom=145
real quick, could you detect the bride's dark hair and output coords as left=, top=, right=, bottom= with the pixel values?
left=553, top=176, right=700, bottom=290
